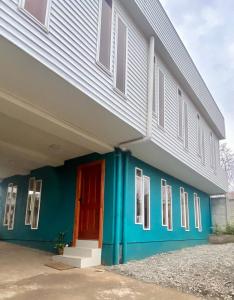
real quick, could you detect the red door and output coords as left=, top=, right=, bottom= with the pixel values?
left=73, top=161, right=105, bottom=246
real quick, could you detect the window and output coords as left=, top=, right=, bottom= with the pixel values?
left=19, top=0, right=51, bottom=27
left=197, top=114, right=202, bottom=156
left=135, top=168, right=151, bottom=230
left=180, top=187, right=189, bottom=231
left=184, top=102, right=188, bottom=149
left=161, top=179, right=173, bottom=231
left=161, top=179, right=167, bottom=226
left=210, top=132, right=216, bottom=170
left=135, top=169, right=143, bottom=224
left=3, top=184, right=17, bottom=230
left=158, top=69, right=165, bottom=128
left=25, top=178, right=42, bottom=229
left=115, top=16, right=127, bottom=94
left=167, top=185, right=173, bottom=231
left=178, top=89, right=189, bottom=149
left=178, top=89, right=183, bottom=139
left=97, top=0, right=113, bottom=71
left=180, top=187, right=185, bottom=227
left=194, top=193, right=202, bottom=231
left=202, top=129, right=205, bottom=164
left=143, top=176, right=150, bottom=230
left=152, top=56, right=157, bottom=114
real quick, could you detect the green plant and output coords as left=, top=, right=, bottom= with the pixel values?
left=225, top=223, right=234, bottom=235
left=213, top=224, right=224, bottom=235
left=54, top=232, right=66, bottom=254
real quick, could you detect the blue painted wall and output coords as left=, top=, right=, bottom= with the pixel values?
left=123, top=155, right=211, bottom=261
left=0, top=150, right=211, bottom=265
left=0, top=153, right=116, bottom=265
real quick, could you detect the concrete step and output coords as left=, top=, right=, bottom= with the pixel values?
left=76, top=240, right=99, bottom=248
left=63, top=246, right=101, bottom=257
left=52, top=254, right=101, bottom=268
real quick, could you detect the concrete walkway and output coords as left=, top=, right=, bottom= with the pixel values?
left=0, top=242, right=200, bottom=300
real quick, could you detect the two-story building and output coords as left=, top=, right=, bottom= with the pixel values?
left=0, top=0, right=227, bottom=267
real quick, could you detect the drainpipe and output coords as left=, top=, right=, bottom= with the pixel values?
left=113, top=148, right=123, bottom=265
left=119, top=36, right=155, bottom=149
left=122, top=151, right=130, bottom=264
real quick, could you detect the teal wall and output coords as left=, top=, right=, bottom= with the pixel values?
left=0, top=150, right=211, bottom=265
left=123, top=155, right=211, bottom=262
left=0, top=153, right=116, bottom=265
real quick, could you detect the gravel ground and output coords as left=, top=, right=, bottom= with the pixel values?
left=110, top=244, right=234, bottom=300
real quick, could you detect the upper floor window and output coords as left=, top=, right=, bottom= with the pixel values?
left=114, top=16, right=128, bottom=95
left=158, top=69, right=165, bottom=128
left=197, top=114, right=202, bottom=156
left=25, top=177, right=42, bottom=230
left=3, top=184, right=18, bottom=230
left=178, top=89, right=183, bottom=139
left=178, top=89, right=189, bottom=149
left=19, top=0, right=51, bottom=28
left=210, top=132, right=216, bottom=170
left=97, top=0, right=113, bottom=71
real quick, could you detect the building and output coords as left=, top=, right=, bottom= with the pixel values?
left=0, top=0, right=228, bottom=267
left=211, top=193, right=234, bottom=229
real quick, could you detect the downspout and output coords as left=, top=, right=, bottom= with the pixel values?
left=113, top=148, right=123, bottom=265
left=119, top=35, right=155, bottom=149
left=122, top=151, right=130, bottom=264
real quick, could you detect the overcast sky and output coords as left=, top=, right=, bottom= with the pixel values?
left=160, top=0, right=234, bottom=150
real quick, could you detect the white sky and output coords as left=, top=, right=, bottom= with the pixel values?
left=160, top=0, right=234, bottom=150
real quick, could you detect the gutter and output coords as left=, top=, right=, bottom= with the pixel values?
left=119, top=36, right=155, bottom=149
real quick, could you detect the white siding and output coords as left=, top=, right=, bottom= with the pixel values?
left=1, top=0, right=148, bottom=135
left=134, top=0, right=225, bottom=138
left=152, top=56, right=227, bottom=191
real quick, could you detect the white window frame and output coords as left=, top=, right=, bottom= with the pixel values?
left=157, top=68, right=165, bottom=129
left=194, top=193, right=202, bottom=231
left=3, top=183, right=17, bottom=230
left=96, top=0, right=114, bottom=75
left=152, top=55, right=157, bottom=115
left=161, top=179, right=173, bottom=231
left=31, top=180, right=42, bottom=230
left=25, top=177, right=35, bottom=226
left=114, top=14, right=128, bottom=97
left=161, top=179, right=167, bottom=226
left=184, top=101, right=189, bottom=149
left=202, top=128, right=205, bottom=165
left=180, top=187, right=190, bottom=231
left=166, top=185, right=173, bottom=231
left=135, top=168, right=143, bottom=225
left=177, top=88, right=184, bottom=140
left=19, top=0, right=52, bottom=31
left=184, top=192, right=190, bottom=231
left=197, top=114, right=202, bottom=157
left=143, top=176, right=150, bottom=230
left=180, top=187, right=185, bottom=227
left=25, top=177, right=42, bottom=230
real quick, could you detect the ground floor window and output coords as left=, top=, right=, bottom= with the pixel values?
left=25, top=178, right=42, bottom=229
left=3, top=183, right=18, bottom=230
left=180, top=187, right=189, bottom=230
left=194, top=193, right=202, bottom=231
left=143, top=176, right=150, bottom=230
left=161, top=179, right=173, bottom=231
left=135, top=168, right=151, bottom=230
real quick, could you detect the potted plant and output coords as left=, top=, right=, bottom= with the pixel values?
left=54, top=232, right=66, bottom=255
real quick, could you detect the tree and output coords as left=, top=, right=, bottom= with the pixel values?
left=220, top=143, right=234, bottom=190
